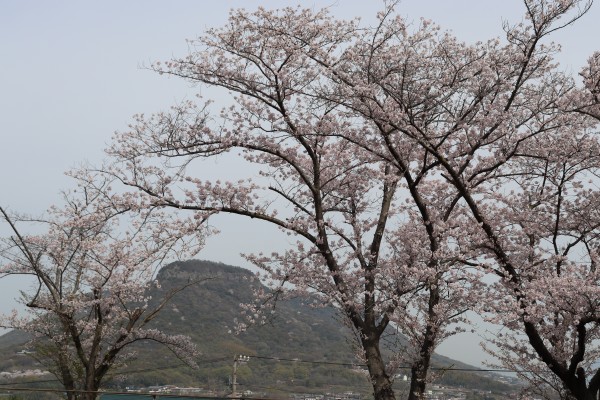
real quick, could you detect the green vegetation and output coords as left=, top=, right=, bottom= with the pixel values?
left=0, top=260, right=517, bottom=398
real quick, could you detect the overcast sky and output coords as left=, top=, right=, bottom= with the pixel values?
left=1, top=0, right=599, bottom=368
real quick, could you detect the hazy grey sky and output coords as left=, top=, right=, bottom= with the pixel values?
left=1, top=0, right=599, bottom=368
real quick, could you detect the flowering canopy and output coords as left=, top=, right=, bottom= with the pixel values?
left=0, top=180, right=207, bottom=400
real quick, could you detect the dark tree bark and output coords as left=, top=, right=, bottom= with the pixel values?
left=362, top=333, right=396, bottom=400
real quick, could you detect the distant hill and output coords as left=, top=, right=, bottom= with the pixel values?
left=0, top=260, right=517, bottom=397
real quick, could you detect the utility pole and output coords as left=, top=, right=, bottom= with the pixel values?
left=232, top=354, right=250, bottom=398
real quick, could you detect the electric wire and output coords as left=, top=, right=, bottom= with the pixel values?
left=0, top=386, right=281, bottom=400
left=0, top=356, right=231, bottom=387
left=248, top=355, right=517, bottom=373
left=0, top=352, right=523, bottom=390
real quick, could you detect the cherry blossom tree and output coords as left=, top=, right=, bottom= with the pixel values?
left=0, top=180, right=207, bottom=400
left=311, top=0, right=600, bottom=398
left=90, top=6, right=483, bottom=400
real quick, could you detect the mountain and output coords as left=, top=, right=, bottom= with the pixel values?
left=150, top=260, right=356, bottom=360
left=0, top=260, right=517, bottom=397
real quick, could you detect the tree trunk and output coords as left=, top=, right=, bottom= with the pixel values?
left=565, top=387, right=597, bottom=400
left=408, top=288, right=438, bottom=400
left=407, top=336, right=435, bottom=400
left=57, top=353, right=77, bottom=400
left=362, top=335, right=396, bottom=400
left=65, top=388, right=76, bottom=400
left=83, top=371, right=100, bottom=400
left=407, top=358, right=430, bottom=400
left=564, top=381, right=597, bottom=400
left=81, top=386, right=99, bottom=400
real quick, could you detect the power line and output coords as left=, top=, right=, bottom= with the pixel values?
left=110, top=356, right=231, bottom=376
left=0, top=386, right=281, bottom=400
left=0, top=352, right=523, bottom=390
left=0, top=357, right=231, bottom=387
left=0, top=378, right=59, bottom=387
left=248, top=355, right=517, bottom=373
left=250, top=355, right=359, bottom=367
